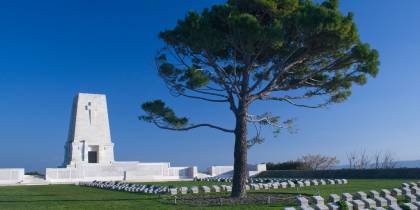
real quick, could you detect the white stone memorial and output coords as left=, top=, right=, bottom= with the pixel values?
left=46, top=93, right=197, bottom=183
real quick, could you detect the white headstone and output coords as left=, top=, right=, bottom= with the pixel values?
left=370, top=190, right=380, bottom=198
left=392, top=188, right=402, bottom=196
left=312, top=196, right=325, bottom=205
left=329, top=194, right=340, bottom=203
left=351, top=200, right=365, bottom=210
left=297, top=196, right=310, bottom=207
left=190, top=186, right=199, bottom=194
left=356, top=191, right=367, bottom=200
left=212, top=185, right=221, bottom=192
left=327, top=202, right=339, bottom=210
left=384, top=195, right=397, bottom=206
left=201, top=186, right=211, bottom=193
left=374, top=197, right=388, bottom=207
left=381, top=189, right=391, bottom=197
left=342, top=193, right=353, bottom=201
left=362, top=198, right=377, bottom=208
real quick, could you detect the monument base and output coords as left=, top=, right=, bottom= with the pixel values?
left=46, top=161, right=197, bottom=183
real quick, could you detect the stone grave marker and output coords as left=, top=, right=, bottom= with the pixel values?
left=351, top=200, right=366, bottom=210
left=384, top=195, right=397, bottom=206
left=212, top=185, right=221, bottom=192
left=329, top=194, right=340, bottom=203
left=342, top=193, right=353, bottom=201
left=392, top=188, right=402, bottom=196
left=201, top=186, right=211, bottom=193
left=312, top=196, right=328, bottom=210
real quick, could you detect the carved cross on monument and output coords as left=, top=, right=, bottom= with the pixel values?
left=85, top=102, right=92, bottom=125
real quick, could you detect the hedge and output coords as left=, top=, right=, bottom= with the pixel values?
left=257, top=168, right=420, bottom=179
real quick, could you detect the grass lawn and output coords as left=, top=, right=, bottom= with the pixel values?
left=0, top=179, right=417, bottom=210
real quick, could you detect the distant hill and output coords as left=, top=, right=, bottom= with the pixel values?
left=395, top=160, right=420, bottom=168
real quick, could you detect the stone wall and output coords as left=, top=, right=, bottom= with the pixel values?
left=46, top=166, right=125, bottom=183
left=208, top=166, right=234, bottom=177
left=0, top=168, right=24, bottom=184
left=257, top=168, right=420, bottom=179
left=208, top=164, right=267, bottom=177
left=46, top=162, right=197, bottom=183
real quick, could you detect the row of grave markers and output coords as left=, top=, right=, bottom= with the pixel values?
left=285, top=182, right=420, bottom=210
left=79, top=178, right=347, bottom=196
left=196, top=177, right=348, bottom=185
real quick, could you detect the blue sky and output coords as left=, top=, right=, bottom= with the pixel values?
left=0, top=0, right=419, bottom=172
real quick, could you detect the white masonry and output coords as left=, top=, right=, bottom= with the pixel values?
left=63, top=93, right=114, bottom=167
left=46, top=93, right=198, bottom=183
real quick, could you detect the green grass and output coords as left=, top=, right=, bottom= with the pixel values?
left=0, top=179, right=417, bottom=210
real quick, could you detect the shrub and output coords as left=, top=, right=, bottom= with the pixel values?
left=266, top=161, right=305, bottom=170
left=337, top=200, right=349, bottom=210
left=401, top=205, right=411, bottom=210
left=397, top=195, right=409, bottom=205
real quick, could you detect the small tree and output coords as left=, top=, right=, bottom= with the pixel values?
left=347, top=150, right=371, bottom=169
left=372, top=151, right=397, bottom=169
left=372, top=151, right=382, bottom=169
left=140, top=0, right=379, bottom=198
left=381, top=151, right=397, bottom=169
left=299, top=154, right=339, bottom=170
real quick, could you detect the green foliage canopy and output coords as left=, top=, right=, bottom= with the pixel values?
left=140, top=0, right=379, bottom=144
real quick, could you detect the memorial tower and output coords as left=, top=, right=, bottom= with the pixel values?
left=62, top=93, right=115, bottom=167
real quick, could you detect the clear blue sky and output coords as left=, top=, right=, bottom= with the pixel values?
left=0, top=0, right=419, bottom=172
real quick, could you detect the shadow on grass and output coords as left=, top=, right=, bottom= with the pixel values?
left=155, top=192, right=299, bottom=208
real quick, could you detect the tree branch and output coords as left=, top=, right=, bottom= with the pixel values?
left=178, top=92, right=229, bottom=102
left=153, top=121, right=234, bottom=133
left=263, top=96, right=328, bottom=108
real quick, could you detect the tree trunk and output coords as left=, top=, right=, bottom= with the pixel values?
left=231, top=104, right=248, bottom=198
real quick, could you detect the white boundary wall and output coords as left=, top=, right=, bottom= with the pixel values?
left=0, top=168, right=24, bottom=184
left=208, top=164, right=267, bottom=177
left=46, top=162, right=197, bottom=183
left=208, top=166, right=234, bottom=177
